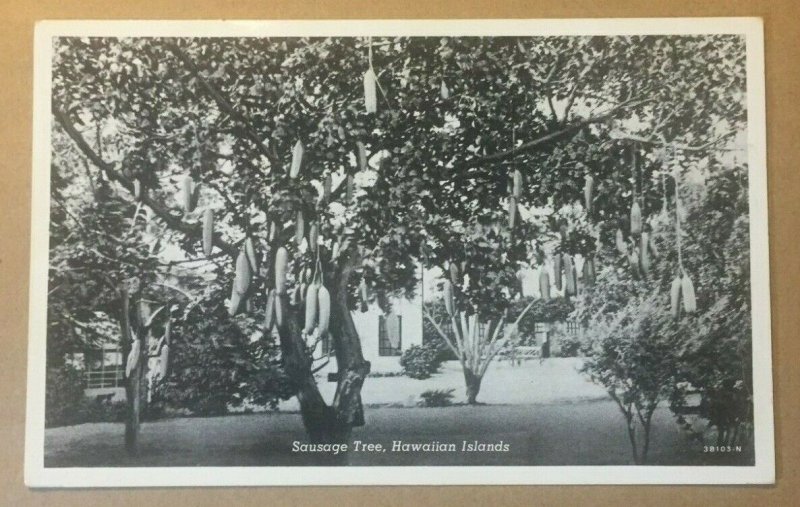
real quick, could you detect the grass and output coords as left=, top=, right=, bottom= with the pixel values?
left=44, top=358, right=753, bottom=467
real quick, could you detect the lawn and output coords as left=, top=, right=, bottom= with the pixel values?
left=44, top=359, right=752, bottom=467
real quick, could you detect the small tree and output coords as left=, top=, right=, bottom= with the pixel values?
left=577, top=277, right=682, bottom=464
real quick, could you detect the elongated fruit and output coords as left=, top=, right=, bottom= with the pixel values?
left=316, top=285, right=331, bottom=337
left=303, top=284, right=319, bottom=334
left=202, top=209, right=214, bottom=257
left=308, top=223, right=318, bottom=253
left=268, top=221, right=277, bottom=242
left=359, top=278, right=369, bottom=313
left=274, top=247, right=288, bottom=295
left=125, top=339, right=140, bottom=378
left=363, top=69, right=377, bottom=113
left=630, top=201, right=642, bottom=235
left=182, top=175, right=194, bottom=213
left=584, top=174, right=594, bottom=213
left=616, top=228, right=626, bottom=255
left=357, top=141, right=368, bottom=172
left=264, top=289, right=276, bottom=331
left=640, top=231, right=651, bottom=275
left=508, top=198, right=518, bottom=229
left=449, top=262, right=460, bottom=286
left=191, top=182, right=201, bottom=211
left=513, top=170, right=523, bottom=199
left=440, top=80, right=449, bottom=100
left=628, top=247, right=641, bottom=278
left=539, top=270, right=550, bottom=300
left=229, top=283, right=242, bottom=316
left=245, top=237, right=258, bottom=271
left=235, top=249, right=251, bottom=295
left=290, top=140, right=304, bottom=178
left=133, top=179, right=142, bottom=201
left=157, top=343, right=169, bottom=380
left=682, top=273, right=697, bottom=314
left=275, top=294, right=285, bottom=328
left=670, top=276, right=682, bottom=318
left=295, top=210, right=305, bottom=245
left=583, top=257, right=595, bottom=286
left=554, top=254, right=563, bottom=291
left=564, top=255, right=576, bottom=296
left=443, top=279, right=454, bottom=316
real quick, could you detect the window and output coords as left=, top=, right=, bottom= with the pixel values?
left=379, top=314, right=402, bottom=356
left=84, top=346, right=124, bottom=389
left=566, top=320, right=581, bottom=337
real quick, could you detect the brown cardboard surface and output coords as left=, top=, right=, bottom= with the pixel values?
left=1, top=0, right=797, bottom=504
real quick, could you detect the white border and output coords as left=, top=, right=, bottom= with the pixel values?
left=25, top=18, right=773, bottom=488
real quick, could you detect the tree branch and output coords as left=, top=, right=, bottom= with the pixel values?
left=53, top=107, right=238, bottom=259
left=453, top=96, right=653, bottom=177
left=164, top=42, right=282, bottom=171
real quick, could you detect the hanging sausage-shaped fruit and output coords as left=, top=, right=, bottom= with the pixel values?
left=274, top=247, right=288, bottom=295
left=615, top=228, right=626, bottom=256
left=639, top=231, right=651, bottom=275
left=359, top=278, right=369, bottom=313
left=681, top=271, right=697, bottom=314
left=564, top=255, right=577, bottom=296
left=245, top=237, right=258, bottom=272
left=290, top=140, right=304, bottom=178
left=357, top=141, right=368, bottom=172
left=513, top=170, right=523, bottom=199
left=539, top=269, right=550, bottom=300
left=202, top=209, right=214, bottom=257
left=308, top=222, right=319, bottom=253
left=363, top=68, right=377, bottom=113
left=229, top=284, right=242, bottom=317
left=443, top=279, right=454, bottom=317
left=583, top=174, right=594, bottom=214
left=630, top=201, right=642, bottom=235
left=670, top=275, right=682, bottom=318
left=316, top=285, right=331, bottom=337
left=295, top=210, right=305, bottom=246
left=553, top=254, right=563, bottom=291
left=303, top=283, right=319, bottom=335
left=234, top=248, right=251, bottom=295
left=182, top=175, right=194, bottom=213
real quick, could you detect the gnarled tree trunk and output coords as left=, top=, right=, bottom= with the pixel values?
left=275, top=249, right=370, bottom=444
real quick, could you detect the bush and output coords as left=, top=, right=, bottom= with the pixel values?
left=418, top=388, right=455, bottom=407
left=400, top=343, right=443, bottom=379
left=78, top=395, right=128, bottom=423
left=45, top=364, right=87, bottom=427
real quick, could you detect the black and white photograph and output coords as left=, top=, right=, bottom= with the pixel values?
left=25, top=19, right=773, bottom=486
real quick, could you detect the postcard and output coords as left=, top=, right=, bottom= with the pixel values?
left=25, top=18, right=773, bottom=487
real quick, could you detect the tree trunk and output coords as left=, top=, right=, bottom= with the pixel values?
left=274, top=247, right=370, bottom=445
left=463, top=367, right=483, bottom=405
left=124, top=356, right=144, bottom=456
left=119, top=287, right=143, bottom=456
left=329, top=254, right=370, bottom=430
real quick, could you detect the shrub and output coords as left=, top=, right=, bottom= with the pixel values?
left=418, top=388, right=455, bottom=407
left=400, top=343, right=443, bottom=379
left=45, top=364, right=87, bottom=427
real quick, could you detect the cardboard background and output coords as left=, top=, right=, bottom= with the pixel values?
left=1, top=1, right=797, bottom=504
